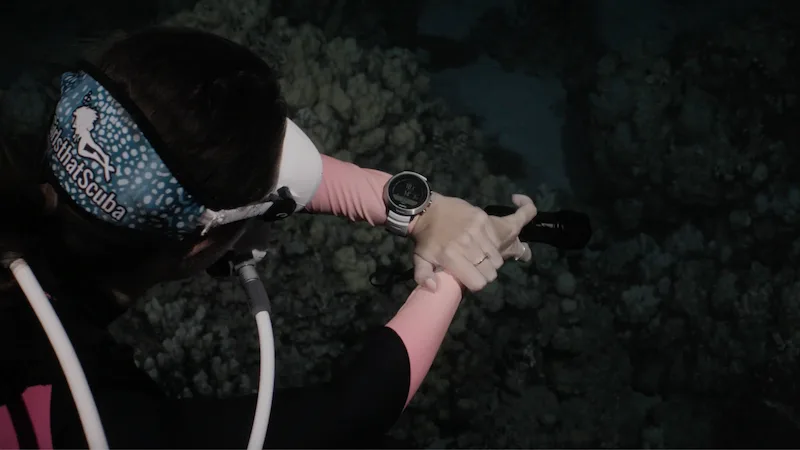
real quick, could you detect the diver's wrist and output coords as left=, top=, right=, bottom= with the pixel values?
left=407, top=192, right=438, bottom=237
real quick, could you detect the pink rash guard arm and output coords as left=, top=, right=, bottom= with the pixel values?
left=0, top=385, right=53, bottom=450
left=386, top=273, right=463, bottom=407
left=305, top=155, right=424, bottom=232
left=306, top=155, right=459, bottom=407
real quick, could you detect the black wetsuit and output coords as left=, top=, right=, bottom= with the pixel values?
left=0, top=286, right=411, bottom=448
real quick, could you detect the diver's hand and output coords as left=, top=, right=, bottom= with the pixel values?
left=488, top=194, right=536, bottom=262
left=410, top=193, right=537, bottom=292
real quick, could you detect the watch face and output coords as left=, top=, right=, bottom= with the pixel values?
left=389, top=173, right=428, bottom=209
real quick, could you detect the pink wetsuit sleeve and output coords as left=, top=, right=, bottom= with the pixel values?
left=386, top=273, right=463, bottom=407
left=306, top=155, right=459, bottom=406
left=305, top=155, right=404, bottom=229
left=23, top=386, right=53, bottom=449
left=0, top=404, right=18, bottom=449
left=0, top=385, right=53, bottom=450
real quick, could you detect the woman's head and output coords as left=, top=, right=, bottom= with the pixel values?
left=3, top=27, right=290, bottom=303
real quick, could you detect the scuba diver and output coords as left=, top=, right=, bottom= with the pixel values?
left=0, top=27, right=537, bottom=448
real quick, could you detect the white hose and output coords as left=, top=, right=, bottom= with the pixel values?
left=9, top=258, right=109, bottom=449
left=247, top=309, right=275, bottom=450
left=11, top=254, right=273, bottom=450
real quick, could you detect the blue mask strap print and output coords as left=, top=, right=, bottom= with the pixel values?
left=46, top=62, right=326, bottom=240
left=46, top=69, right=208, bottom=236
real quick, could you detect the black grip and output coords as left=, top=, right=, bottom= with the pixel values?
left=483, top=205, right=591, bottom=250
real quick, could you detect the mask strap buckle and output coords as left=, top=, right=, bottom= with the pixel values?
left=260, top=187, right=296, bottom=222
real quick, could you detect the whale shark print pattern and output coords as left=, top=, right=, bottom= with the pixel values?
left=47, top=71, right=207, bottom=236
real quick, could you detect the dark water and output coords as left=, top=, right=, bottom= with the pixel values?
left=3, top=0, right=800, bottom=447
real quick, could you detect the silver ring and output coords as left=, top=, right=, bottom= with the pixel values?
left=514, top=242, right=527, bottom=261
left=474, top=254, right=489, bottom=266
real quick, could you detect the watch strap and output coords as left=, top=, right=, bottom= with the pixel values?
left=386, top=210, right=411, bottom=236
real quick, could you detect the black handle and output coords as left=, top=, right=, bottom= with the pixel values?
left=483, top=206, right=592, bottom=250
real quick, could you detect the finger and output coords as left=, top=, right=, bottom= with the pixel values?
left=412, top=254, right=438, bottom=290
left=473, top=253, right=499, bottom=283
left=481, top=220, right=502, bottom=249
left=504, top=194, right=537, bottom=231
left=477, top=227, right=503, bottom=269
left=443, top=244, right=487, bottom=292
left=499, top=237, right=517, bottom=259
left=499, top=238, right=523, bottom=259
left=458, top=232, right=488, bottom=266
left=458, top=233, right=498, bottom=285
left=516, top=241, right=533, bottom=263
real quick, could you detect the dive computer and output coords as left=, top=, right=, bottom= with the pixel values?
left=383, top=171, right=432, bottom=236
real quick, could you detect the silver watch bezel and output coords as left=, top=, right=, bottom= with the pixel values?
left=383, top=171, right=431, bottom=217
